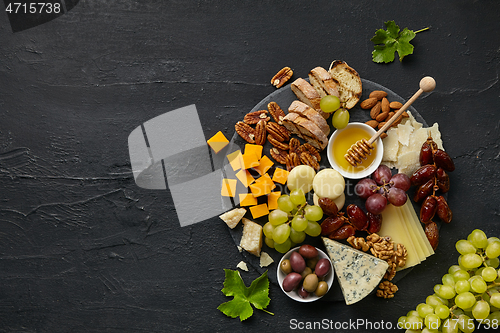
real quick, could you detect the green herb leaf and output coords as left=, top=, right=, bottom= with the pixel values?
left=218, top=269, right=273, bottom=321
left=371, top=21, right=427, bottom=63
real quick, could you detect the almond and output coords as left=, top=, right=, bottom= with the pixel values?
left=376, top=112, right=389, bottom=122
left=380, top=133, right=388, bottom=139
left=360, top=97, right=378, bottom=110
left=365, top=120, right=379, bottom=129
left=381, top=97, right=390, bottom=113
left=369, top=90, right=388, bottom=100
left=378, top=121, right=387, bottom=130
left=370, top=102, right=382, bottom=119
left=389, top=101, right=403, bottom=109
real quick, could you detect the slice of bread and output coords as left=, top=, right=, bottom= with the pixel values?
left=309, top=66, right=340, bottom=98
left=328, top=60, right=362, bottom=109
left=282, top=111, right=328, bottom=151
left=288, top=100, right=330, bottom=136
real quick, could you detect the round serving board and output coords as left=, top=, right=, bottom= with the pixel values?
left=222, top=78, right=431, bottom=302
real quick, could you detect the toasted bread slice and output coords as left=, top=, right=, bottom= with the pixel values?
left=309, top=66, right=340, bottom=98
left=282, top=112, right=328, bottom=151
left=288, top=100, right=330, bottom=136
left=328, top=60, right=362, bottom=109
left=290, top=77, right=326, bottom=112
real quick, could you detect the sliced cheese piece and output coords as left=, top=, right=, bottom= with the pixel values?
left=221, top=178, right=237, bottom=197
left=254, top=155, right=274, bottom=175
left=404, top=198, right=435, bottom=256
left=249, top=203, right=269, bottom=219
left=322, top=237, right=389, bottom=305
left=379, top=204, right=420, bottom=269
left=235, top=169, right=255, bottom=187
left=259, top=251, right=274, bottom=267
left=219, top=208, right=246, bottom=229
left=397, top=122, right=414, bottom=147
left=239, top=193, right=258, bottom=206
left=227, top=150, right=244, bottom=171
left=396, top=205, right=426, bottom=264
left=207, top=131, right=229, bottom=153
left=400, top=201, right=432, bottom=259
left=240, top=218, right=263, bottom=257
left=395, top=151, right=419, bottom=176
left=237, top=261, right=249, bottom=271
left=272, top=167, right=289, bottom=185
left=244, top=143, right=263, bottom=160
left=382, top=127, right=399, bottom=162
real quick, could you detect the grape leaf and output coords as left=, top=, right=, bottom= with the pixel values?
left=371, top=21, right=422, bottom=63
left=218, top=269, right=273, bottom=321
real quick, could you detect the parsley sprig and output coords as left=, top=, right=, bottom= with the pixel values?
left=371, top=21, right=429, bottom=63
left=218, top=269, right=274, bottom=321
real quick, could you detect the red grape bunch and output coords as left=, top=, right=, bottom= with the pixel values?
left=355, top=164, right=412, bottom=215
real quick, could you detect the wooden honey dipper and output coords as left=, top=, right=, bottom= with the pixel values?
left=345, top=76, right=436, bottom=167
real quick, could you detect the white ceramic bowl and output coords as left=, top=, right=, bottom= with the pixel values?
left=277, top=246, right=334, bottom=302
left=326, top=122, right=383, bottom=179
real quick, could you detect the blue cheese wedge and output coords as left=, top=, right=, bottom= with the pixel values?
left=322, top=237, right=389, bottom=305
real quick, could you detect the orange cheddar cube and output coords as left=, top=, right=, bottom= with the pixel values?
left=267, top=192, right=281, bottom=210
left=227, top=150, right=244, bottom=171
left=254, top=155, right=274, bottom=176
left=221, top=178, right=237, bottom=197
left=249, top=203, right=269, bottom=219
left=255, top=173, right=276, bottom=190
left=235, top=169, right=255, bottom=187
left=272, top=167, right=289, bottom=185
left=249, top=180, right=273, bottom=197
left=207, top=131, right=229, bottom=153
left=242, top=151, right=260, bottom=169
left=239, top=193, right=258, bottom=206
left=244, top=144, right=263, bottom=160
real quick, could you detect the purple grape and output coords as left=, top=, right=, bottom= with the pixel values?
left=355, top=178, right=377, bottom=200
left=372, top=165, right=392, bottom=185
left=390, top=173, right=411, bottom=192
left=387, top=187, right=408, bottom=206
left=365, top=193, right=387, bottom=215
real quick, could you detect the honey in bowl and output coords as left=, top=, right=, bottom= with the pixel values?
left=331, top=126, right=378, bottom=172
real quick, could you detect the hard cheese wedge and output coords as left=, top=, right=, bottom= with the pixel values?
left=323, top=238, right=389, bottom=305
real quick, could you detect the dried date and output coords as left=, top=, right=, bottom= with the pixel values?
left=346, top=204, right=369, bottom=231
left=436, top=196, right=452, bottom=224
left=433, top=149, right=455, bottom=172
left=425, top=222, right=439, bottom=250
left=318, top=197, right=338, bottom=217
left=410, top=164, right=436, bottom=187
left=420, top=196, right=437, bottom=223
left=329, top=224, right=356, bottom=240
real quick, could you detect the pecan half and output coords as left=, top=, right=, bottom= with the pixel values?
left=235, top=121, right=255, bottom=143
left=270, top=147, right=288, bottom=164
left=299, top=151, right=320, bottom=170
left=288, top=138, right=301, bottom=153
left=286, top=152, right=300, bottom=171
left=244, top=110, right=270, bottom=124
left=266, top=122, right=290, bottom=142
left=254, top=119, right=267, bottom=145
left=268, top=134, right=289, bottom=150
left=267, top=102, right=286, bottom=124
left=301, top=143, right=321, bottom=162
left=271, top=67, right=293, bottom=88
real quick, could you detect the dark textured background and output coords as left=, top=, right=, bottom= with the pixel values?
left=0, top=1, right=499, bottom=332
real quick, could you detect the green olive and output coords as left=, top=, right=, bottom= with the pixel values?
left=315, top=281, right=329, bottom=297
left=306, top=256, right=319, bottom=270
left=280, top=259, right=292, bottom=275
left=303, top=273, right=319, bottom=293
left=300, top=267, right=312, bottom=280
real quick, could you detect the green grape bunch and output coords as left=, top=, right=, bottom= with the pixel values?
left=398, top=229, right=500, bottom=332
left=263, top=189, right=323, bottom=254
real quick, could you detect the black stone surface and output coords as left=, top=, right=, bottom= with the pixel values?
left=0, top=1, right=499, bottom=332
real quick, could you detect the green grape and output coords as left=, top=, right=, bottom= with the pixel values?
left=422, top=328, right=440, bottom=333
left=485, top=257, right=500, bottom=268
left=264, top=236, right=274, bottom=248
left=397, top=316, right=407, bottom=328
left=488, top=237, right=500, bottom=245
left=331, top=108, right=350, bottom=129
left=475, top=267, right=485, bottom=276
left=269, top=209, right=289, bottom=226
left=461, top=253, right=483, bottom=269
left=472, top=300, right=490, bottom=320
left=487, top=310, right=500, bottom=320
left=424, top=313, right=441, bottom=330
left=469, top=276, right=487, bottom=293
left=289, top=228, right=306, bottom=244
left=426, top=295, right=447, bottom=307
left=482, top=266, right=498, bottom=282
left=490, top=293, right=500, bottom=308
left=456, top=239, right=477, bottom=255
left=291, top=215, right=308, bottom=232
left=263, top=222, right=274, bottom=238
left=453, top=269, right=470, bottom=282
left=304, top=221, right=321, bottom=237
left=457, top=314, right=475, bottom=333
left=417, top=303, right=435, bottom=318
left=442, top=273, right=455, bottom=287
left=442, top=318, right=459, bottom=333
left=274, top=238, right=292, bottom=253
left=407, top=310, right=420, bottom=317
left=273, top=224, right=291, bottom=244
left=320, top=95, right=341, bottom=113
left=486, top=240, right=500, bottom=259
left=290, top=188, right=306, bottom=206
left=468, top=229, right=488, bottom=249
left=455, top=279, right=470, bottom=294
left=436, top=284, right=456, bottom=299
left=405, top=315, right=424, bottom=330
left=448, top=265, right=462, bottom=274
left=277, top=195, right=294, bottom=212
left=455, top=292, right=476, bottom=309
left=434, top=303, right=450, bottom=320
left=304, top=205, right=323, bottom=222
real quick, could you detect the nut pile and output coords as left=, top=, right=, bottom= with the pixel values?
left=235, top=101, right=321, bottom=171
left=360, top=90, right=410, bottom=136
left=347, top=233, right=408, bottom=299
